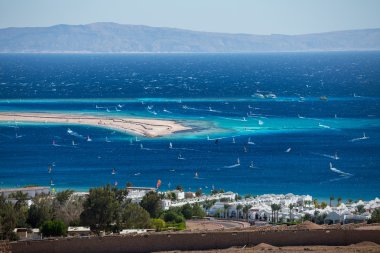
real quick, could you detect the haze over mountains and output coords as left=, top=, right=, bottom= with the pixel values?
left=0, top=22, right=380, bottom=53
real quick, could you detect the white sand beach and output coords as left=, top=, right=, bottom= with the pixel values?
left=0, top=112, right=190, bottom=137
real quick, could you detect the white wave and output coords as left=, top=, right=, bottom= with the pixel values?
left=67, top=128, right=85, bottom=139
left=224, top=164, right=240, bottom=168
left=329, top=163, right=352, bottom=176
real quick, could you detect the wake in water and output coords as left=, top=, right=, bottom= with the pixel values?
left=224, top=158, right=240, bottom=168
left=67, top=128, right=85, bottom=139
left=329, top=162, right=352, bottom=177
left=350, top=132, right=369, bottom=142
left=311, top=152, right=340, bottom=160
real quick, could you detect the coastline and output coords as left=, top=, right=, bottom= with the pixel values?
left=0, top=112, right=191, bottom=137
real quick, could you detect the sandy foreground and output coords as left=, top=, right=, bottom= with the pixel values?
left=156, top=242, right=380, bottom=253
left=0, top=112, right=191, bottom=137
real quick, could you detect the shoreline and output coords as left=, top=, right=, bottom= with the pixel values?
left=0, top=112, right=191, bottom=137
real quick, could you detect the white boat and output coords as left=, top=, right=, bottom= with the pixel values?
left=87, top=136, right=92, bottom=142
left=249, top=161, right=254, bottom=168
left=135, top=136, right=140, bottom=142
left=285, top=148, right=292, bottom=153
left=111, top=168, right=116, bottom=175
left=67, top=128, right=74, bottom=134
left=241, top=117, right=247, bottom=122
left=232, top=137, right=236, bottom=144
left=237, top=157, right=240, bottom=165
left=50, top=178, right=54, bottom=186
left=48, top=166, right=52, bottom=173
left=318, top=123, right=330, bottom=129
left=194, top=172, right=199, bottom=179
left=258, top=120, right=264, bottom=125
left=253, top=93, right=265, bottom=99
left=140, top=144, right=144, bottom=149
left=72, top=140, right=77, bottom=146
left=169, top=142, right=173, bottom=149
left=178, top=154, right=185, bottom=160
left=105, top=137, right=111, bottom=142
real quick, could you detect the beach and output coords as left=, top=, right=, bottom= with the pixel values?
left=0, top=112, right=191, bottom=138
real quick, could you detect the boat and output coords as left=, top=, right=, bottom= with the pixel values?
left=105, top=137, right=111, bottom=142
left=67, top=128, right=74, bottom=134
left=178, top=154, right=185, bottom=160
left=232, top=137, right=236, bottom=144
left=320, top=96, right=328, bottom=101
left=258, top=120, right=264, bottom=125
left=72, top=140, right=77, bottom=146
left=140, top=144, right=144, bottom=149
left=106, top=108, right=110, bottom=112
left=249, top=161, right=254, bottom=168
left=243, top=146, right=248, bottom=153
left=237, top=157, right=240, bottom=165
left=50, top=178, right=54, bottom=186
left=111, top=168, right=116, bottom=175
left=285, top=148, right=292, bottom=153
left=48, top=166, right=52, bottom=173
left=87, top=136, right=92, bottom=142
left=194, top=172, right=199, bottom=179
left=242, top=117, right=247, bottom=122
left=169, top=142, right=173, bottom=149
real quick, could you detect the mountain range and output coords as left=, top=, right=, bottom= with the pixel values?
left=0, top=22, right=380, bottom=53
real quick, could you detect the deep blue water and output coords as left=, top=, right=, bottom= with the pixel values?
left=0, top=53, right=379, bottom=200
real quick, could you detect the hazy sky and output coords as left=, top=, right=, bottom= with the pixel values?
left=1, top=0, right=380, bottom=34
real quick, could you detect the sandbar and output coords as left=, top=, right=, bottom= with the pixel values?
left=0, top=112, right=191, bottom=137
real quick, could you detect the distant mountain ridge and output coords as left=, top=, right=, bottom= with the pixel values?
left=0, top=22, right=380, bottom=53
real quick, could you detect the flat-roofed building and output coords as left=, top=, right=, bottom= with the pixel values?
left=0, top=186, right=50, bottom=199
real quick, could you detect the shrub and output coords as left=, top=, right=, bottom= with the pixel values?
left=151, top=218, right=165, bottom=231
left=40, top=220, right=67, bottom=237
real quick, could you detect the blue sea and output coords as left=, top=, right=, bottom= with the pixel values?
left=0, top=52, right=379, bottom=200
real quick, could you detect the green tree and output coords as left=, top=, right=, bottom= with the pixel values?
left=151, top=218, right=165, bottom=231
left=55, top=190, right=74, bottom=205
left=368, top=208, right=380, bottom=224
left=329, top=196, right=335, bottom=207
left=223, top=204, right=230, bottom=219
left=244, top=194, right=252, bottom=199
left=195, top=188, right=202, bottom=197
left=0, top=196, right=17, bottom=240
left=181, top=204, right=193, bottom=219
left=242, top=204, right=252, bottom=221
left=270, top=204, right=276, bottom=223
left=40, top=220, right=67, bottom=237
left=356, top=204, right=365, bottom=214
left=27, top=194, right=53, bottom=228
left=192, top=204, right=206, bottom=218
left=9, top=191, right=29, bottom=227
left=175, top=185, right=183, bottom=191
left=313, top=199, right=319, bottom=208
left=320, top=201, right=328, bottom=209
left=126, top=182, right=133, bottom=188
left=121, top=203, right=151, bottom=229
left=236, top=204, right=243, bottom=219
left=80, top=185, right=120, bottom=231
left=163, top=210, right=184, bottom=223
left=140, top=191, right=162, bottom=218
left=337, top=197, right=342, bottom=206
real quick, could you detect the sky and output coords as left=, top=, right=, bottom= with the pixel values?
left=0, top=0, right=380, bottom=35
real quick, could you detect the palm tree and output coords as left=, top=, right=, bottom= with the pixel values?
left=347, top=199, right=353, bottom=205
left=223, top=204, right=230, bottom=219
left=289, top=204, right=295, bottom=222
left=329, top=196, right=335, bottom=207
left=236, top=204, right=243, bottom=219
left=242, top=204, right=252, bottom=221
left=275, top=204, right=281, bottom=223
left=313, top=199, right=319, bottom=208
left=270, top=204, right=276, bottom=223
left=337, top=197, right=342, bottom=206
